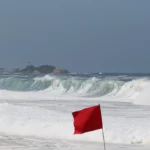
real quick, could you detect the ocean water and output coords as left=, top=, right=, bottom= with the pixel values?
left=0, top=73, right=150, bottom=150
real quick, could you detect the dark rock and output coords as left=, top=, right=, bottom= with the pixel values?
left=15, top=65, right=69, bottom=74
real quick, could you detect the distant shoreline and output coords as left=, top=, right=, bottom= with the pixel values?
left=0, top=65, right=69, bottom=74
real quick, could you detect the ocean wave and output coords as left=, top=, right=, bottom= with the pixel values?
left=0, top=75, right=149, bottom=97
left=0, top=74, right=150, bottom=105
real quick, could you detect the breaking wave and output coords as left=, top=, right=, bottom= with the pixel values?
left=0, top=74, right=150, bottom=145
left=0, top=74, right=150, bottom=102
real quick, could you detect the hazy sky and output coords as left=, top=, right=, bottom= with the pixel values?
left=0, top=0, right=150, bottom=73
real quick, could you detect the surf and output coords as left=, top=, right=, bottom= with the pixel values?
left=0, top=74, right=150, bottom=105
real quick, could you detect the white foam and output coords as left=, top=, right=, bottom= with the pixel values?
left=0, top=101, right=150, bottom=145
left=1, top=75, right=150, bottom=105
left=1, top=76, right=150, bottom=145
left=34, top=75, right=56, bottom=82
left=0, top=135, right=149, bottom=150
left=1, top=77, right=150, bottom=105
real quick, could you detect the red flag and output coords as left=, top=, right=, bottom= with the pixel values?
left=72, top=104, right=103, bottom=134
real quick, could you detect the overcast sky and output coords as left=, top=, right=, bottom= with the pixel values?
left=0, top=0, right=150, bottom=73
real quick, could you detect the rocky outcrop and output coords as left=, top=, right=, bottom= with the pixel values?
left=14, top=65, right=69, bottom=74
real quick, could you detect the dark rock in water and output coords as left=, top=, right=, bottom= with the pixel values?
left=14, top=65, right=69, bottom=74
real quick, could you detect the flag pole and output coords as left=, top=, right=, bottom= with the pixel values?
left=100, top=104, right=106, bottom=150
left=102, top=128, right=106, bottom=150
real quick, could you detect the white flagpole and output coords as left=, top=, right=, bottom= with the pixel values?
left=102, top=128, right=106, bottom=150
left=100, top=104, right=106, bottom=150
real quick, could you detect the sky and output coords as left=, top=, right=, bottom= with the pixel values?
left=0, top=0, right=150, bottom=73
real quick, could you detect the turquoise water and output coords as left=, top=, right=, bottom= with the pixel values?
left=0, top=73, right=149, bottom=96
